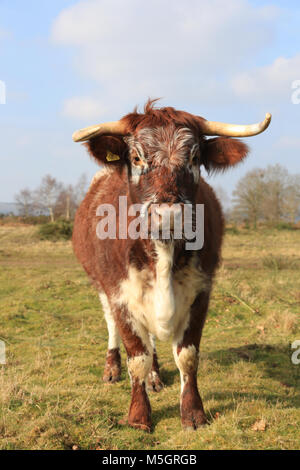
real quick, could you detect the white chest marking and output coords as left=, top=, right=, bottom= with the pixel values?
left=114, top=243, right=209, bottom=341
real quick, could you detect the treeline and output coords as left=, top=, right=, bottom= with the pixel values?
left=14, top=174, right=89, bottom=222
left=215, top=164, right=300, bottom=228
left=12, top=164, right=300, bottom=228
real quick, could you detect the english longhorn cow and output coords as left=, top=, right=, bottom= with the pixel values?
left=72, top=100, right=271, bottom=431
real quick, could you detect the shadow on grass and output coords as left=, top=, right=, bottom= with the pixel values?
left=160, top=367, right=178, bottom=387
left=152, top=404, right=180, bottom=429
left=91, top=343, right=300, bottom=433
left=206, top=388, right=299, bottom=423
left=204, top=343, right=300, bottom=409
left=207, top=343, right=298, bottom=382
left=151, top=343, right=300, bottom=429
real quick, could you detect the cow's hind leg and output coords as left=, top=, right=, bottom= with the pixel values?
left=147, top=335, right=164, bottom=392
left=99, top=293, right=121, bottom=383
left=173, top=292, right=209, bottom=430
left=117, top=309, right=153, bottom=432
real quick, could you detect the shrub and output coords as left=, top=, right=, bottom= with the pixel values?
left=225, top=225, right=240, bottom=235
left=275, top=222, right=297, bottom=231
left=22, top=215, right=50, bottom=225
left=37, top=220, right=73, bottom=241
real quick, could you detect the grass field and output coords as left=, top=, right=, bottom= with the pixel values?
left=0, top=224, right=299, bottom=450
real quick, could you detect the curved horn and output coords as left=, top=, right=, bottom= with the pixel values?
left=201, top=113, right=272, bottom=137
left=72, top=120, right=127, bottom=142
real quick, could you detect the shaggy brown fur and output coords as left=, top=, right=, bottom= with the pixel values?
left=72, top=100, right=249, bottom=431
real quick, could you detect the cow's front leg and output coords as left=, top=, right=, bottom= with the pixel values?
left=147, top=335, right=164, bottom=392
left=117, top=309, right=153, bottom=432
left=173, top=292, right=210, bottom=430
left=99, top=293, right=121, bottom=383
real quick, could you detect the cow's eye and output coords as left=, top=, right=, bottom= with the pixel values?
left=134, top=156, right=140, bottom=162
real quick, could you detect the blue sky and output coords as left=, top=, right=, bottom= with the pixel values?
left=1, top=0, right=300, bottom=201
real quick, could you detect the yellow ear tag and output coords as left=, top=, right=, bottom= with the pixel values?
left=106, top=151, right=120, bottom=162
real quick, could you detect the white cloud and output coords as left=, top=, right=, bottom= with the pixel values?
left=62, top=96, right=107, bottom=120
left=231, top=54, right=300, bottom=104
left=51, top=0, right=280, bottom=115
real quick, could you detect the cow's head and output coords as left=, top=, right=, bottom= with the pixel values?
left=73, top=100, right=271, bottom=238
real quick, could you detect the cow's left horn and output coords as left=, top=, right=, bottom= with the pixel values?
left=201, top=113, right=272, bottom=137
left=72, top=121, right=127, bottom=142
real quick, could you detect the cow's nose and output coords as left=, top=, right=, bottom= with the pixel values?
left=154, top=203, right=182, bottom=229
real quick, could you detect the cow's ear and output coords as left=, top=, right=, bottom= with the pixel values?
left=84, top=135, right=128, bottom=167
left=201, top=137, right=249, bottom=173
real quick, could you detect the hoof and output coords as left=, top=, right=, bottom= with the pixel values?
left=128, top=381, right=152, bottom=432
left=147, top=371, right=164, bottom=392
left=181, top=409, right=208, bottom=430
left=118, top=416, right=151, bottom=433
left=102, top=348, right=121, bottom=383
left=129, top=422, right=151, bottom=433
left=102, top=367, right=121, bottom=383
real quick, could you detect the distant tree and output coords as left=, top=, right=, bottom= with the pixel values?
left=74, top=173, right=89, bottom=207
left=55, top=184, right=77, bottom=220
left=54, top=174, right=89, bottom=220
left=232, top=169, right=265, bottom=228
left=232, top=165, right=300, bottom=226
left=282, top=174, right=300, bottom=223
left=14, top=188, right=35, bottom=216
left=261, top=165, right=289, bottom=224
left=13, top=173, right=90, bottom=222
left=36, top=175, right=63, bottom=222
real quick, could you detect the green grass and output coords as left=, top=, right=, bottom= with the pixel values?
left=0, top=225, right=299, bottom=450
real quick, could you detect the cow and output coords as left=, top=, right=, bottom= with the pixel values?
left=72, top=100, right=271, bottom=432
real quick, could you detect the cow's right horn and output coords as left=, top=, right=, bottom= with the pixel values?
left=72, top=121, right=127, bottom=142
